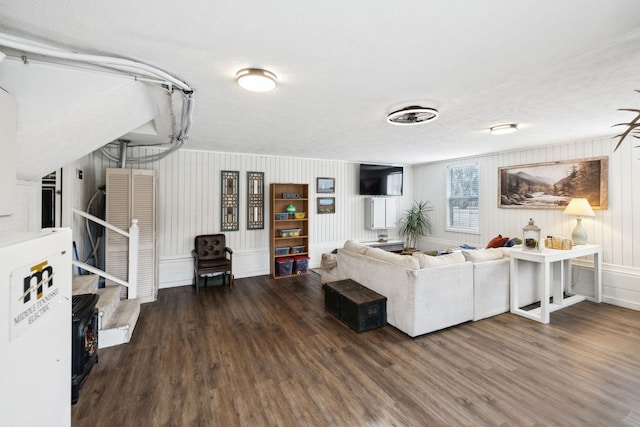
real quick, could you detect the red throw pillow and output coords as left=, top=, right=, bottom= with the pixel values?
left=486, top=234, right=509, bottom=248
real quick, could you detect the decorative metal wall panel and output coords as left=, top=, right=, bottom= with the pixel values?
left=247, top=171, right=264, bottom=230
left=221, top=170, right=239, bottom=231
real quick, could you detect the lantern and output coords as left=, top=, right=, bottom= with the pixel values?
left=522, top=218, right=541, bottom=252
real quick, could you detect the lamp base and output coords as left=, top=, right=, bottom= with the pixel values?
left=571, top=218, right=588, bottom=245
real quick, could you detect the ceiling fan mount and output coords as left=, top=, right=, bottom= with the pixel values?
left=387, top=106, right=439, bottom=125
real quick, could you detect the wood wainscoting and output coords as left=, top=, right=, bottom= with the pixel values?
left=72, top=273, right=640, bottom=426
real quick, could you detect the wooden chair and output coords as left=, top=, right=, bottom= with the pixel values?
left=192, top=234, right=233, bottom=293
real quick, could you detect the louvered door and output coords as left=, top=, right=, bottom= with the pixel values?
left=105, top=168, right=157, bottom=303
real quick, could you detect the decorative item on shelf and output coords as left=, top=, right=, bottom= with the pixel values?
left=562, top=198, right=596, bottom=245
left=294, top=212, right=306, bottom=219
left=544, top=236, right=573, bottom=250
left=282, top=192, right=300, bottom=199
left=286, top=204, right=296, bottom=217
left=522, top=218, right=541, bottom=252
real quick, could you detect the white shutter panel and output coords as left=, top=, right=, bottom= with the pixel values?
left=132, top=169, right=157, bottom=302
left=105, top=169, right=131, bottom=289
left=105, top=168, right=157, bottom=302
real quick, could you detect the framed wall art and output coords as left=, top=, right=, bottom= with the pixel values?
left=498, top=157, right=608, bottom=209
left=247, top=171, right=264, bottom=230
left=317, top=177, right=335, bottom=193
left=221, top=170, right=239, bottom=231
left=317, top=197, right=335, bottom=214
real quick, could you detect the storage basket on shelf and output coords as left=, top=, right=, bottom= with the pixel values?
left=275, top=257, right=294, bottom=276
left=290, top=245, right=306, bottom=254
left=293, top=255, right=310, bottom=274
left=274, top=213, right=288, bottom=220
left=279, top=228, right=301, bottom=237
left=275, top=247, right=290, bottom=255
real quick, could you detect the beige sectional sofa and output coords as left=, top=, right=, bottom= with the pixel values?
left=334, top=240, right=473, bottom=337
left=326, top=240, right=537, bottom=337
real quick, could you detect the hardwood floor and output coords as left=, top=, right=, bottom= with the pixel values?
left=72, top=273, right=640, bottom=426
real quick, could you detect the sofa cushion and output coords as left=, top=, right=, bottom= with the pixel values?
left=343, top=240, right=369, bottom=255
left=366, top=247, right=420, bottom=269
left=486, top=234, right=509, bottom=248
left=462, top=248, right=504, bottom=263
left=321, top=253, right=338, bottom=270
left=413, top=251, right=465, bottom=268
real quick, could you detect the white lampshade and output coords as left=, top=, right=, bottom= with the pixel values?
left=236, top=68, right=277, bottom=92
left=563, top=198, right=595, bottom=245
left=562, top=198, right=595, bottom=217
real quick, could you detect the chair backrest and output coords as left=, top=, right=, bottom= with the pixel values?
left=194, top=234, right=226, bottom=260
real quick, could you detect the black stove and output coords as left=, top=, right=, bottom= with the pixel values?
left=71, top=293, right=99, bottom=404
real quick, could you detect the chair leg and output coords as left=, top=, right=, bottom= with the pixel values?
left=193, top=274, right=198, bottom=294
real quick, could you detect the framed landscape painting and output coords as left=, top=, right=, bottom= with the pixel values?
left=498, top=157, right=608, bottom=209
left=317, top=177, right=335, bottom=193
left=317, top=197, right=335, bottom=214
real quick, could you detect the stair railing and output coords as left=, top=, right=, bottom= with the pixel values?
left=72, top=208, right=139, bottom=299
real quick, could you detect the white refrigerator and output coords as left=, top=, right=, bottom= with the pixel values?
left=0, top=229, right=72, bottom=426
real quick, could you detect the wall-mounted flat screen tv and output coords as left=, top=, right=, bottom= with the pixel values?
left=359, top=164, right=403, bottom=196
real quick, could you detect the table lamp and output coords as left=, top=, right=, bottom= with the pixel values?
left=562, top=198, right=595, bottom=245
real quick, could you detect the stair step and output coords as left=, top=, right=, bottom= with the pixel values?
left=95, top=286, right=120, bottom=329
left=98, top=299, right=141, bottom=349
left=72, top=274, right=99, bottom=295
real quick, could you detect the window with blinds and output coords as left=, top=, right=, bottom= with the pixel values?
left=447, top=164, right=479, bottom=232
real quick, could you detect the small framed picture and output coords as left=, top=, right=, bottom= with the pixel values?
left=317, top=177, right=335, bottom=193
left=317, top=197, right=335, bottom=214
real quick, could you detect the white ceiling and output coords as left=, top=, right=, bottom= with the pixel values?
left=1, top=0, right=640, bottom=166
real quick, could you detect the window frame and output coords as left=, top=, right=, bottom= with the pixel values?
left=446, top=163, right=480, bottom=234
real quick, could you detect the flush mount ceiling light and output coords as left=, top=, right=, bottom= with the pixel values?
left=490, top=123, right=518, bottom=135
left=387, top=106, right=439, bottom=125
left=236, top=68, right=277, bottom=92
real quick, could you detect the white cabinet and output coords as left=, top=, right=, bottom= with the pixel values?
left=364, top=197, right=396, bottom=230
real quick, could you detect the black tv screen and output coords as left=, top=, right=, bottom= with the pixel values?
left=359, top=164, right=403, bottom=196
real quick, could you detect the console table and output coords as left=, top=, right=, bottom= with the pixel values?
left=510, top=244, right=602, bottom=324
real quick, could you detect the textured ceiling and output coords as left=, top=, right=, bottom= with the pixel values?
left=1, top=0, right=640, bottom=165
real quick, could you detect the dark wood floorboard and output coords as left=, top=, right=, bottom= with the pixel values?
left=72, top=273, right=640, bottom=427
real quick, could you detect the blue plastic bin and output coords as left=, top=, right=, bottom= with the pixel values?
left=276, top=257, right=294, bottom=276
left=293, top=255, right=310, bottom=274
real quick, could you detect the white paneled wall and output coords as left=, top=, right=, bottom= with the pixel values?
left=0, top=180, right=40, bottom=232
left=91, top=148, right=412, bottom=287
left=63, top=155, right=99, bottom=266
left=85, top=137, right=639, bottom=310
left=413, top=136, right=640, bottom=310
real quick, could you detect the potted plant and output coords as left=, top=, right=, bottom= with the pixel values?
left=398, top=200, right=433, bottom=250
